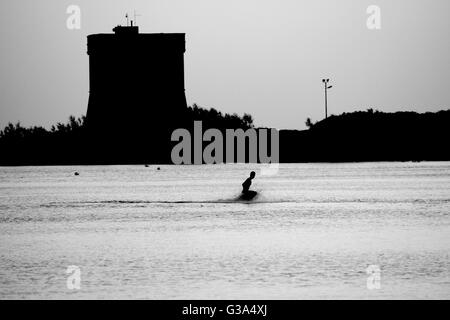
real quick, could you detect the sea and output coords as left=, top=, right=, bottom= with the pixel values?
left=0, top=162, right=449, bottom=299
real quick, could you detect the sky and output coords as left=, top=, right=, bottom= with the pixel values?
left=0, top=0, right=449, bottom=130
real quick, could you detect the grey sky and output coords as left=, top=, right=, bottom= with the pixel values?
left=0, top=0, right=449, bottom=130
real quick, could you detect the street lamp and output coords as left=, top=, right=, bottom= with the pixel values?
left=322, top=78, right=332, bottom=119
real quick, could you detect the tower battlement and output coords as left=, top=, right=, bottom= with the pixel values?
left=112, top=24, right=139, bottom=35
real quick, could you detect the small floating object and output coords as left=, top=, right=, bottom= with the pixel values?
left=145, top=164, right=149, bottom=167
left=157, top=167, right=161, bottom=171
left=74, top=172, right=80, bottom=176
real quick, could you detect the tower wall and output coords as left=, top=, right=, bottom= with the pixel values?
left=86, top=27, right=187, bottom=134
left=85, top=26, right=187, bottom=162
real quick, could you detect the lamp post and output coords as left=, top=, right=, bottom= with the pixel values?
left=322, top=79, right=332, bottom=119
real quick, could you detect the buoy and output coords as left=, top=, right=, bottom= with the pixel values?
left=74, top=172, right=79, bottom=176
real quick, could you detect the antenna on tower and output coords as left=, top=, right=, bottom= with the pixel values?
left=134, top=10, right=142, bottom=26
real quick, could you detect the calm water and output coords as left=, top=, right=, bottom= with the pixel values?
left=0, top=162, right=449, bottom=299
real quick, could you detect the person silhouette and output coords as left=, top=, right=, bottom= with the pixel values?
left=241, top=171, right=257, bottom=200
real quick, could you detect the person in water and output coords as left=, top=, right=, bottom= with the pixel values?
left=241, top=171, right=257, bottom=199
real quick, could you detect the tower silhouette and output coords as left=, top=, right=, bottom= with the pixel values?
left=85, top=24, right=187, bottom=163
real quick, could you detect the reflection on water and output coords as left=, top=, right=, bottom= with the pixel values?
left=0, top=162, right=449, bottom=299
